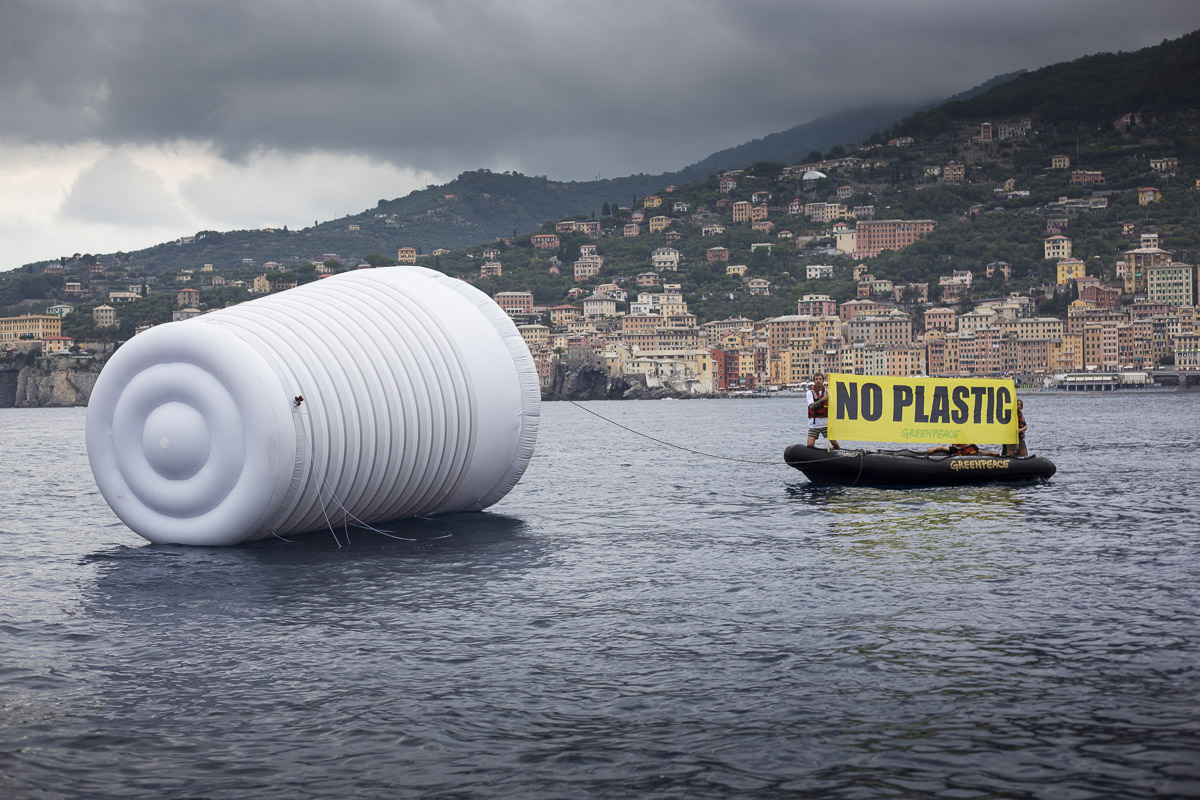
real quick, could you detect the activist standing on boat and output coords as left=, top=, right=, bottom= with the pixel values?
left=1004, top=399, right=1028, bottom=457
left=806, top=372, right=840, bottom=450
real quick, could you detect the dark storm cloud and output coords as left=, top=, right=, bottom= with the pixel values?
left=3, top=0, right=1199, bottom=180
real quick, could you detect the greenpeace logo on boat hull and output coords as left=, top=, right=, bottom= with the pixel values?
left=950, top=459, right=1011, bottom=471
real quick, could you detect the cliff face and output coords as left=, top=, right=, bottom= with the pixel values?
left=0, top=358, right=103, bottom=408
left=542, top=360, right=699, bottom=401
left=0, top=364, right=17, bottom=408
left=543, top=361, right=630, bottom=401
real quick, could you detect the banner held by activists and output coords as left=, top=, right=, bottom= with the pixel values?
left=827, top=374, right=1018, bottom=446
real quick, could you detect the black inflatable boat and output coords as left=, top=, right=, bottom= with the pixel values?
left=783, top=443, right=1056, bottom=488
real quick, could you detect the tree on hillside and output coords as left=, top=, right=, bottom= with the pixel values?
left=202, top=285, right=251, bottom=308
left=748, top=161, right=784, bottom=178
left=0, top=273, right=63, bottom=310
left=291, top=264, right=318, bottom=284
left=363, top=253, right=397, bottom=267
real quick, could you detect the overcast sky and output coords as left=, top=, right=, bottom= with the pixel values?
left=1, top=0, right=1198, bottom=271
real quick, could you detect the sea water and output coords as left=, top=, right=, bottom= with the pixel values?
left=1, top=394, right=1198, bottom=799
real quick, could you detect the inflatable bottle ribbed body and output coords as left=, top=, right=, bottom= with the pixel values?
left=85, top=267, right=540, bottom=545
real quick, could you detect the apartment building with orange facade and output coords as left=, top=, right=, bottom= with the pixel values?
left=924, top=307, right=957, bottom=332
left=797, top=294, right=837, bottom=317
left=573, top=255, right=603, bottom=281
left=493, top=291, right=534, bottom=316
left=853, top=219, right=936, bottom=258
left=838, top=298, right=883, bottom=321
left=1069, top=170, right=1105, bottom=185
left=547, top=305, right=581, bottom=327
left=766, top=315, right=842, bottom=359
left=845, top=314, right=913, bottom=348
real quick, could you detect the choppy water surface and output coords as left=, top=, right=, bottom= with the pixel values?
left=2, top=394, right=1198, bottom=799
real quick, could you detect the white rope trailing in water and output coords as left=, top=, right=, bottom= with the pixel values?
left=543, top=386, right=855, bottom=468
left=292, top=401, right=417, bottom=545
left=85, top=267, right=540, bottom=546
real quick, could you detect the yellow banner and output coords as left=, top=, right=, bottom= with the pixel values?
left=827, top=374, right=1018, bottom=445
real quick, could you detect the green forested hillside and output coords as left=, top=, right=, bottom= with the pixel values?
left=70, top=170, right=675, bottom=277
left=678, top=104, right=922, bottom=178
left=681, top=72, right=1027, bottom=179
left=893, top=30, right=1200, bottom=140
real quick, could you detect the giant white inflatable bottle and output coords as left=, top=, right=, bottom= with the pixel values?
left=86, top=267, right=540, bottom=545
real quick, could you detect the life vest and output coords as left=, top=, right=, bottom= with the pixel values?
left=808, top=386, right=828, bottom=420
left=950, top=443, right=980, bottom=456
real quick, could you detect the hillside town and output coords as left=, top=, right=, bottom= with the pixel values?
left=504, top=224, right=1198, bottom=394
left=2, top=118, right=1198, bottom=395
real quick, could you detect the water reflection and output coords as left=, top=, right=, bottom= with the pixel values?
left=785, top=480, right=1027, bottom=534
left=79, top=512, right=541, bottom=624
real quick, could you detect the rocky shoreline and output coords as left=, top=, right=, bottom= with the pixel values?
left=541, top=360, right=721, bottom=401
left=0, top=358, right=103, bottom=408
